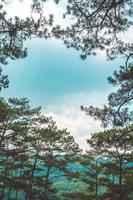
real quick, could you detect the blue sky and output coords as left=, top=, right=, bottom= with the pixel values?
left=1, top=0, right=125, bottom=150
left=1, top=38, right=122, bottom=149
left=2, top=38, right=120, bottom=106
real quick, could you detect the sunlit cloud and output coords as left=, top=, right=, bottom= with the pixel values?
left=45, top=108, right=102, bottom=151
left=43, top=91, right=107, bottom=150
left=4, top=0, right=70, bottom=27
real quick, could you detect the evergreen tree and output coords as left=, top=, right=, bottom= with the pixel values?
left=87, top=127, right=133, bottom=200
left=59, top=0, right=133, bottom=61
left=0, top=97, right=80, bottom=200
left=81, top=63, right=133, bottom=129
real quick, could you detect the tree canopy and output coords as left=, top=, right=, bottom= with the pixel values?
left=0, top=97, right=81, bottom=200
left=61, top=0, right=133, bottom=60
left=0, top=1, right=133, bottom=199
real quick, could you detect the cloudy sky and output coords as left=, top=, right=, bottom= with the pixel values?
left=1, top=0, right=125, bottom=150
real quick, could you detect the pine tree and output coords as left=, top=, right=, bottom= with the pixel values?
left=0, top=97, right=80, bottom=200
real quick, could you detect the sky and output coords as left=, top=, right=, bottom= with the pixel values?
left=1, top=0, right=127, bottom=150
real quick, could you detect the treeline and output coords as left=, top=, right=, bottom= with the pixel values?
left=0, top=97, right=80, bottom=200
left=0, top=97, right=132, bottom=200
left=63, top=127, right=133, bottom=200
left=0, top=0, right=133, bottom=199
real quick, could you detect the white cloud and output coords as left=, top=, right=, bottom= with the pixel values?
left=4, top=0, right=32, bottom=18
left=45, top=108, right=102, bottom=151
left=119, top=27, right=133, bottom=43
left=4, top=0, right=70, bottom=27
left=43, top=91, right=107, bottom=150
left=5, top=0, right=133, bottom=41
left=46, top=109, right=102, bottom=137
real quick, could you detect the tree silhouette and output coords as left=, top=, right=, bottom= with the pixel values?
left=0, top=97, right=80, bottom=200
left=62, top=127, right=133, bottom=200
left=87, top=127, right=133, bottom=200
left=81, top=61, right=133, bottom=138
left=61, top=0, right=133, bottom=60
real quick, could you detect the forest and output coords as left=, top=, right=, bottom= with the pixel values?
left=0, top=0, right=133, bottom=200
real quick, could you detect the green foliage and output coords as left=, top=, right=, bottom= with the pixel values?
left=0, top=1, right=132, bottom=200
left=81, top=60, right=133, bottom=128
left=80, top=54, right=133, bottom=200
left=0, top=0, right=53, bottom=66
left=0, top=67, right=9, bottom=91
left=61, top=0, right=133, bottom=60
left=0, top=97, right=80, bottom=200
left=62, top=127, right=133, bottom=200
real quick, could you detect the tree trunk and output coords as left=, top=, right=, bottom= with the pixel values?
left=1, top=155, right=9, bottom=199
left=15, top=166, right=23, bottom=200
left=95, top=173, right=98, bottom=200
left=26, top=153, right=38, bottom=200
left=7, top=168, right=14, bottom=200
left=43, top=167, right=51, bottom=200
left=119, top=159, right=123, bottom=200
